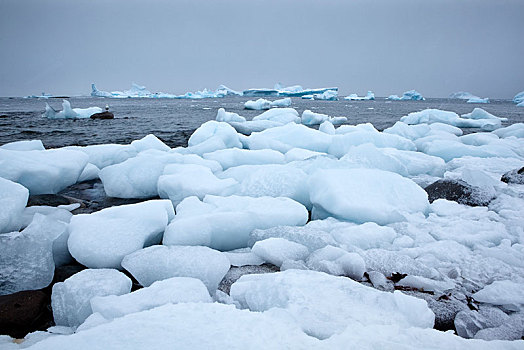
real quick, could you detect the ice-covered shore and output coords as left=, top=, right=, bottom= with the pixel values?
left=1, top=105, right=524, bottom=348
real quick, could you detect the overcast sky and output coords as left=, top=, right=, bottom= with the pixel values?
left=1, top=0, right=523, bottom=98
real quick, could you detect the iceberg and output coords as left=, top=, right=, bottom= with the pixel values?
left=244, top=98, right=271, bottom=110
left=302, top=89, right=338, bottom=100
left=278, top=85, right=339, bottom=97
left=388, top=90, right=425, bottom=101
left=344, top=91, right=375, bottom=100
left=91, top=84, right=113, bottom=98
left=449, top=91, right=478, bottom=100
left=467, top=97, right=489, bottom=104
left=513, top=91, right=524, bottom=104
left=301, top=110, right=347, bottom=126
left=242, top=88, right=280, bottom=97
left=43, top=100, right=102, bottom=119
left=400, top=108, right=503, bottom=131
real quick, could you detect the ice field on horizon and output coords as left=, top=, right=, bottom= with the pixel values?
left=1, top=102, right=524, bottom=348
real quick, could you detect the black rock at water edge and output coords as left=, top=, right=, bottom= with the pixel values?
left=501, top=167, right=524, bottom=185
left=90, top=111, right=114, bottom=120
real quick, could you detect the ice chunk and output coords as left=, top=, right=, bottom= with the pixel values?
left=301, top=110, right=347, bottom=126
left=396, top=275, right=455, bottom=293
left=308, top=89, right=338, bottom=100
left=68, top=200, right=174, bottom=269
left=514, top=91, right=524, bottom=104
left=121, top=245, right=230, bottom=292
left=130, top=134, right=170, bottom=153
left=492, top=123, right=524, bottom=138
left=51, top=269, right=131, bottom=328
left=216, top=108, right=246, bottom=123
left=203, top=148, right=284, bottom=169
left=278, top=85, right=338, bottom=97
left=0, top=177, right=28, bottom=233
left=77, top=163, right=100, bottom=182
left=188, top=120, right=242, bottom=149
left=43, top=100, right=102, bottom=119
left=224, top=248, right=265, bottom=267
left=309, top=168, right=429, bottom=225
left=251, top=107, right=300, bottom=124
left=244, top=98, right=271, bottom=110
left=401, top=90, right=425, bottom=100
left=90, top=277, right=211, bottom=320
left=228, top=120, right=285, bottom=135
left=230, top=270, right=434, bottom=339
left=0, top=214, right=66, bottom=295
left=91, top=83, right=113, bottom=97
left=0, top=140, right=44, bottom=151
left=461, top=108, right=507, bottom=121
left=270, top=97, right=292, bottom=107
left=319, top=120, right=336, bottom=134
left=328, top=132, right=416, bottom=158
left=449, top=91, right=478, bottom=100
left=335, top=122, right=379, bottom=135
left=242, top=88, right=279, bottom=96
left=306, top=246, right=366, bottom=280
left=157, top=163, right=237, bottom=205
left=362, top=249, right=439, bottom=279
left=219, top=164, right=310, bottom=207
left=467, top=97, right=489, bottom=104
left=472, top=280, right=524, bottom=311
left=64, top=143, right=137, bottom=169
left=387, top=94, right=401, bottom=100
left=0, top=148, right=89, bottom=194
left=163, top=195, right=308, bottom=251
left=401, top=109, right=501, bottom=130
left=252, top=238, right=309, bottom=267
left=420, top=139, right=519, bottom=162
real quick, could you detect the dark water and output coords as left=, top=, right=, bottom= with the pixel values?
left=0, top=96, right=522, bottom=148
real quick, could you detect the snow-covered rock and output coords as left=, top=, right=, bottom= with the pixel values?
left=121, top=245, right=230, bottom=292
left=68, top=200, right=174, bottom=269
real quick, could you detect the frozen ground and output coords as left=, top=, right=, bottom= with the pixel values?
left=1, top=97, right=524, bottom=348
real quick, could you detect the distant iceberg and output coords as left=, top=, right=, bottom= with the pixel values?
left=517, top=101, right=524, bottom=107
left=24, top=92, right=54, bottom=99
left=513, top=91, right=524, bottom=104
left=302, top=90, right=338, bottom=101
left=449, top=91, right=478, bottom=100
left=242, top=88, right=280, bottom=97
left=91, top=84, right=113, bottom=98
left=466, top=97, right=489, bottom=104
left=278, top=85, right=339, bottom=97
left=91, top=83, right=242, bottom=99
left=43, top=100, right=102, bottom=119
left=344, top=91, right=375, bottom=101
left=387, top=90, right=425, bottom=101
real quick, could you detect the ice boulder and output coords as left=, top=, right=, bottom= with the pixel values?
left=130, top=134, right=170, bottom=153
left=68, top=200, right=174, bottom=269
left=219, top=164, right=311, bottom=207
left=187, top=120, right=243, bottom=150
left=230, top=270, right=434, bottom=339
left=90, top=277, right=211, bottom=320
left=0, top=214, right=67, bottom=295
left=270, top=97, right=292, bottom=107
left=203, top=148, right=285, bottom=169
left=328, top=132, right=416, bottom=157
left=251, top=238, right=309, bottom=267
left=157, top=164, right=237, bottom=205
left=0, top=148, right=89, bottom=194
left=301, top=110, right=347, bottom=126
left=64, top=144, right=137, bottom=169
left=244, top=98, right=271, bottom=110
left=43, top=100, right=102, bottom=119
left=0, top=177, right=28, bottom=233
left=344, top=91, right=375, bottom=100
left=306, top=246, right=366, bottom=280
left=387, top=94, right=401, bottom=100
left=51, top=269, right=132, bottom=328
left=0, top=139, right=45, bottom=151
left=492, top=123, right=524, bottom=138
left=309, top=168, right=429, bottom=224
left=251, top=107, right=300, bottom=124
left=163, top=195, right=308, bottom=251
left=216, top=108, right=246, bottom=123
left=121, top=245, right=230, bottom=292
left=472, top=280, right=524, bottom=311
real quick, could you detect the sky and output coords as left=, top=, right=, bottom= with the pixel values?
left=0, top=0, right=523, bottom=98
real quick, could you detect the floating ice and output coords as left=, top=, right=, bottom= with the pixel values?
left=90, top=277, right=211, bottom=320
left=309, top=168, right=429, bottom=224
left=64, top=144, right=137, bottom=169
left=0, top=148, right=89, bottom=194
left=449, top=91, right=479, bottom=100
left=461, top=108, right=507, bottom=122
left=388, top=90, right=425, bottom=101
left=68, top=200, right=174, bottom=269
left=303, top=89, right=338, bottom=100
left=230, top=270, right=434, bottom=339
left=43, top=100, right=102, bottom=119
left=467, top=97, right=490, bottom=104
left=242, top=88, right=279, bottom=97
left=513, top=91, right=524, bottom=104
left=251, top=107, right=300, bottom=124
left=0, top=177, right=28, bottom=233
left=51, top=269, right=132, bottom=328
left=244, top=98, right=271, bottom=110
left=121, top=245, right=230, bottom=292
left=91, top=83, right=113, bottom=98
left=344, top=91, right=375, bottom=100
left=163, top=195, right=308, bottom=251
left=251, top=238, right=309, bottom=267
left=278, top=85, right=339, bottom=97
left=301, top=110, right=347, bottom=126
left=216, top=108, right=246, bottom=123
left=270, top=97, right=292, bottom=107
left=0, top=214, right=66, bottom=295
left=187, top=120, right=243, bottom=150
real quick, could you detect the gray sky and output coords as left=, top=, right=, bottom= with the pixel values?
left=1, top=0, right=523, bottom=98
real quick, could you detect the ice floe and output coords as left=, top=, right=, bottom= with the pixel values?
left=43, top=100, right=102, bottom=119
left=344, top=91, right=375, bottom=100
left=388, top=90, right=425, bottom=101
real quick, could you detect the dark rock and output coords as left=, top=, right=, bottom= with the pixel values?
left=90, top=111, right=114, bottom=120
left=424, top=179, right=493, bottom=207
left=0, top=290, right=53, bottom=338
left=27, top=194, right=87, bottom=208
left=52, top=264, right=86, bottom=284
left=501, top=167, right=524, bottom=185
left=0, top=114, right=8, bottom=118
left=218, top=264, right=279, bottom=295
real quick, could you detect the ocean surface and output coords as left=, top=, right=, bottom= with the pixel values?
left=0, top=96, right=522, bottom=148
